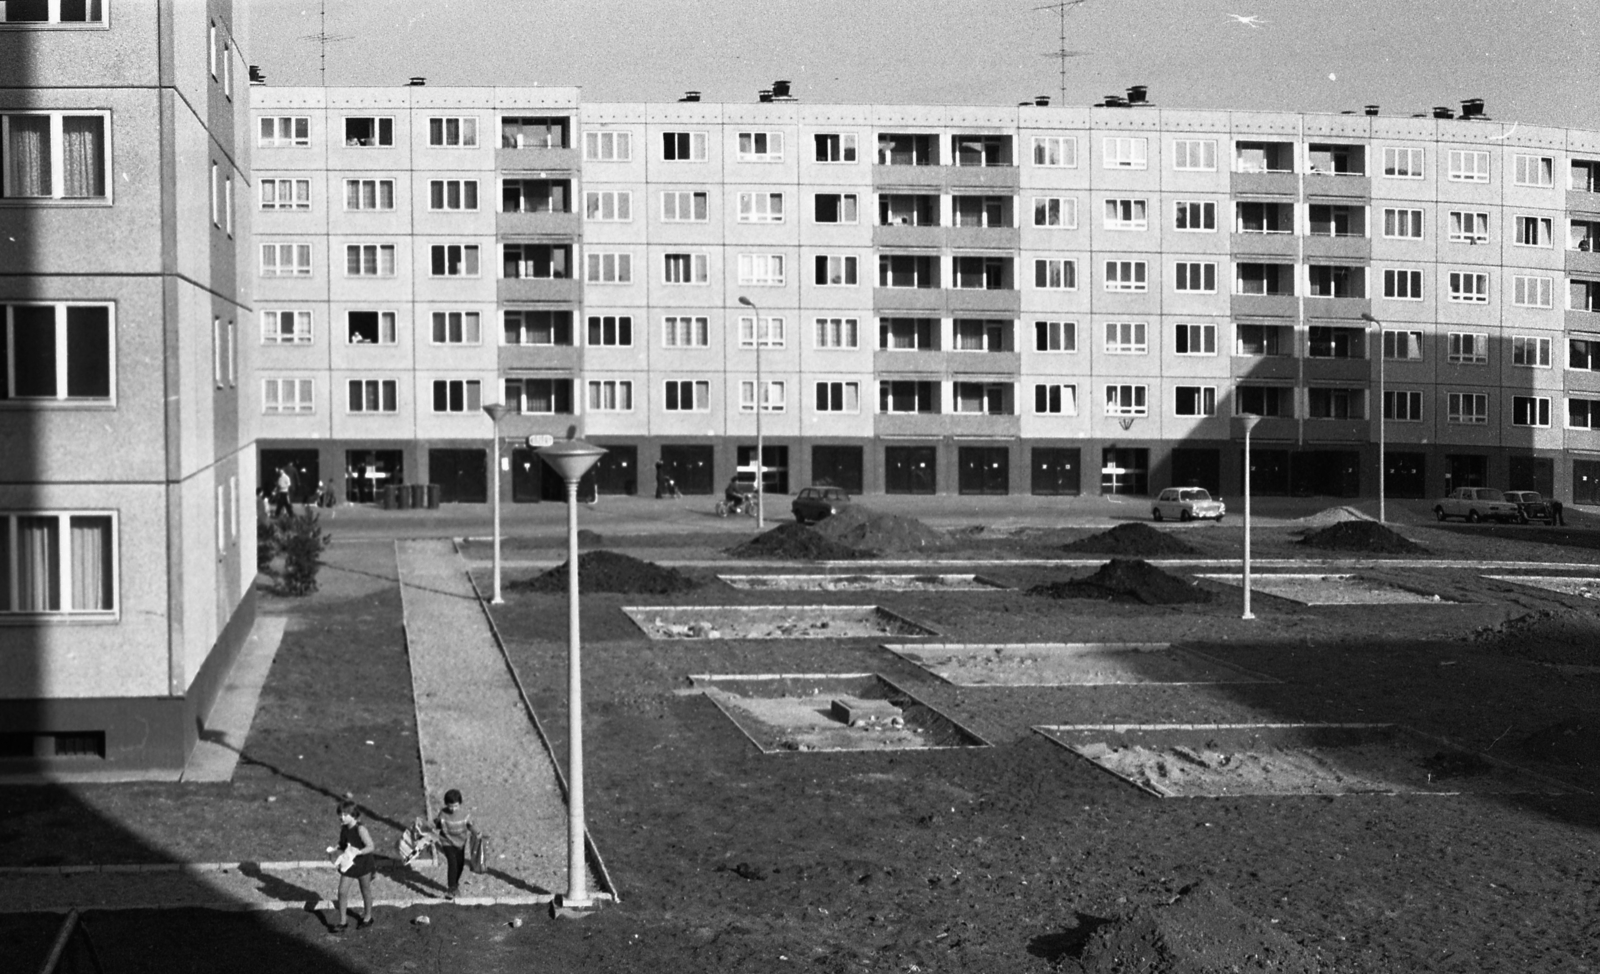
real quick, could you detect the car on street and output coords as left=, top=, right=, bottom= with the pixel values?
left=1503, top=490, right=1558, bottom=525
left=1434, top=487, right=1521, bottom=523
left=1151, top=487, right=1225, bottom=522
left=792, top=486, right=852, bottom=524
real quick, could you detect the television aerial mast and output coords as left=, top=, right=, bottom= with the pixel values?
left=298, top=0, right=354, bottom=87
left=1034, top=0, right=1090, bottom=106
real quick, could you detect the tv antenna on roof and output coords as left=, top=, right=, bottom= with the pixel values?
left=1034, top=0, right=1090, bottom=106
left=298, top=0, right=354, bottom=87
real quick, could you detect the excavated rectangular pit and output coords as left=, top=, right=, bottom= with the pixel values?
left=717, top=573, right=1004, bottom=592
left=1035, top=723, right=1575, bottom=798
left=623, top=605, right=938, bottom=640
left=691, top=673, right=989, bottom=753
left=1484, top=575, right=1600, bottom=599
left=883, top=643, right=1278, bottom=687
left=1195, top=573, right=1451, bottom=605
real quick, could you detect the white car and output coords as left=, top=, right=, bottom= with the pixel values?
left=1152, top=487, right=1226, bottom=522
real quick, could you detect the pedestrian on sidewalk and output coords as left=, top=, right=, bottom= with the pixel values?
left=433, top=788, right=474, bottom=899
left=328, top=800, right=376, bottom=932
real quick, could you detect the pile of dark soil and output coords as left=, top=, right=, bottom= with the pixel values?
left=1468, top=607, right=1600, bottom=665
left=810, top=505, right=945, bottom=552
left=1520, top=721, right=1600, bottom=767
left=1028, top=558, right=1214, bottom=605
left=1297, top=520, right=1423, bottom=554
left=1077, top=881, right=1321, bottom=974
left=726, top=523, right=868, bottom=561
left=517, top=550, right=698, bottom=594
left=1062, top=522, right=1203, bottom=557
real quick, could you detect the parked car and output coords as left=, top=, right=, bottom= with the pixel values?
left=1151, top=487, right=1226, bottom=522
left=792, top=486, right=852, bottom=524
left=1503, top=490, right=1558, bottom=525
left=1434, top=487, right=1521, bottom=523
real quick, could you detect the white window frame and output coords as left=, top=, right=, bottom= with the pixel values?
left=1382, top=147, right=1425, bottom=179
left=814, top=317, right=859, bottom=349
left=1514, top=154, right=1555, bottom=187
left=1104, top=384, right=1148, bottom=416
left=430, top=311, right=481, bottom=346
left=210, top=162, right=220, bottom=226
left=664, top=379, right=710, bottom=412
left=426, top=116, right=479, bottom=148
left=430, top=379, right=483, bottom=414
left=661, top=190, right=708, bottom=222
left=1033, top=383, right=1079, bottom=416
left=342, top=115, right=394, bottom=148
left=1104, top=260, right=1148, bottom=293
left=0, top=510, right=119, bottom=616
left=813, top=192, right=859, bottom=224
left=343, top=178, right=395, bottom=211
left=1174, top=200, right=1216, bottom=232
left=1513, top=275, right=1554, bottom=308
left=814, top=255, right=858, bottom=287
left=1031, top=135, right=1077, bottom=168
left=586, top=380, right=634, bottom=412
left=586, top=314, right=634, bottom=348
left=1448, top=271, right=1490, bottom=304
left=739, top=379, right=786, bottom=412
left=1174, top=322, right=1216, bottom=356
left=261, top=178, right=310, bottom=211
left=261, top=309, right=311, bottom=345
left=1382, top=207, right=1424, bottom=239
left=737, top=191, right=785, bottom=223
left=663, top=315, right=709, bottom=348
left=1448, top=210, right=1489, bottom=244
left=1447, top=149, right=1490, bottom=183
left=583, top=130, right=633, bottom=161
left=429, top=179, right=479, bottom=212
left=661, top=131, right=709, bottom=162
left=585, top=252, right=634, bottom=284
left=1172, top=139, right=1217, bottom=171
left=346, top=378, right=398, bottom=414
left=736, top=253, right=785, bottom=286
left=1447, top=331, right=1490, bottom=365
left=1102, top=136, right=1147, bottom=170
left=430, top=243, right=481, bottom=278
left=1104, top=321, right=1148, bottom=354
left=814, top=133, right=858, bottom=163
left=0, top=112, right=113, bottom=203
left=662, top=252, right=710, bottom=285
left=1034, top=320, right=1077, bottom=353
left=584, top=189, right=632, bottom=222
left=0, top=302, right=116, bottom=403
left=814, top=380, right=861, bottom=414
left=1385, top=389, right=1424, bottom=422
left=1383, top=267, right=1424, bottom=300
left=736, top=131, right=784, bottom=162
left=1447, top=391, right=1489, bottom=425
left=1514, top=215, right=1552, bottom=248
left=1511, top=335, right=1552, bottom=368
left=1568, top=396, right=1600, bottom=429
left=737, top=315, right=786, bottom=349
left=344, top=243, right=396, bottom=278
left=1033, top=258, right=1077, bottom=290
left=1174, top=262, right=1217, bottom=293
left=1031, top=196, right=1078, bottom=229
left=345, top=310, right=397, bottom=346
left=1383, top=329, right=1424, bottom=361
left=260, top=242, right=312, bottom=277
left=1174, top=385, right=1218, bottom=417
left=258, top=116, right=310, bottom=148
left=1103, top=198, right=1148, bottom=230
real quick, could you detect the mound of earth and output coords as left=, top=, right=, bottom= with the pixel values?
left=1062, top=522, right=1203, bottom=557
left=1520, top=721, right=1600, bottom=767
left=810, top=505, right=945, bottom=552
left=1029, top=558, right=1213, bottom=605
left=1468, top=607, right=1600, bottom=665
left=1297, top=520, right=1422, bottom=554
left=1291, top=505, right=1376, bottom=532
left=516, top=550, right=698, bottom=595
left=727, top=523, right=868, bottom=561
left=1077, top=881, right=1322, bottom=974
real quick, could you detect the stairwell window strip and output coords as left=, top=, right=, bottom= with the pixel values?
left=1, top=112, right=110, bottom=201
left=0, top=512, right=117, bottom=615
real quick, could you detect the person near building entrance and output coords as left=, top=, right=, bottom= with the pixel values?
left=1552, top=497, right=1566, bottom=525
left=654, top=461, right=681, bottom=499
left=271, top=467, right=294, bottom=518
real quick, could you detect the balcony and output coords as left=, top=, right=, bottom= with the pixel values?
left=1230, top=355, right=1298, bottom=381
left=1228, top=415, right=1297, bottom=441
left=1303, top=174, right=1371, bottom=200
left=1302, top=356, right=1372, bottom=384
left=1300, top=417, right=1369, bottom=442
left=945, top=287, right=1020, bottom=314
left=500, top=344, right=579, bottom=372
left=874, top=350, right=942, bottom=373
left=1230, top=233, right=1298, bottom=258
left=498, top=277, right=581, bottom=303
left=1568, top=189, right=1600, bottom=217
left=875, top=412, right=949, bottom=437
left=940, top=412, right=1021, bottom=437
left=872, top=224, right=944, bottom=249
left=1231, top=172, right=1299, bottom=198
left=1566, top=249, right=1600, bottom=278
left=497, top=211, right=580, bottom=237
left=496, top=146, right=578, bottom=172
left=1231, top=294, right=1298, bottom=318
left=873, top=286, right=945, bottom=313
left=1303, top=235, right=1371, bottom=261
left=945, top=166, right=1020, bottom=191
left=947, top=351, right=1021, bottom=376
left=946, top=226, right=1020, bottom=250
left=1303, top=296, right=1372, bottom=320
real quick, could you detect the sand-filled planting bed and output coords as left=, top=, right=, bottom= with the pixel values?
left=718, top=573, right=1003, bottom=592
left=883, top=642, right=1278, bottom=686
left=1037, top=723, right=1573, bottom=798
left=692, top=673, right=988, bottom=752
left=621, top=604, right=938, bottom=639
left=1196, top=573, right=1453, bottom=605
left=1484, top=575, right=1600, bottom=599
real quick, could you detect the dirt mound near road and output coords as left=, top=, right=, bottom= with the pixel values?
left=810, top=506, right=945, bottom=552
left=1076, top=881, right=1322, bottom=974
left=727, top=523, right=869, bottom=561
left=1029, top=558, right=1213, bottom=605
left=1469, top=607, right=1600, bottom=665
left=1290, top=505, right=1376, bottom=532
left=517, top=550, right=699, bottom=595
left=1297, top=520, right=1423, bottom=554
left=1062, top=522, right=1203, bottom=557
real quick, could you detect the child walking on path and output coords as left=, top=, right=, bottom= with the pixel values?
left=328, top=800, right=376, bottom=932
left=433, top=789, right=474, bottom=899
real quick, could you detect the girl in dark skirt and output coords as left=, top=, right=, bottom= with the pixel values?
left=328, top=800, right=376, bottom=931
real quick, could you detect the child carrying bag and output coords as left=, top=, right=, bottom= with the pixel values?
left=466, top=828, right=490, bottom=874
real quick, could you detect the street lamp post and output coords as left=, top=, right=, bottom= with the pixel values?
left=1235, top=413, right=1262, bottom=621
left=1360, top=312, right=1386, bottom=525
left=536, top=434, right=607, bottom=911
left=737, top=296, right=765, bottom=529
left=481, top=403, right=510, bottom=604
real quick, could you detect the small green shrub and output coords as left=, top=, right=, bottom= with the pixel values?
left=279, top=511, right=333, bottom=596
left=257, top=519, right=283, bottom=577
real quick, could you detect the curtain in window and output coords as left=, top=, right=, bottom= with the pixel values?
left=16, top=516, right=60, bottom=612
left=4, top=116, right=51, bottom=197
left=70, top=516, right=112, bottom=610
left=61, top=116, right=105, bottom=198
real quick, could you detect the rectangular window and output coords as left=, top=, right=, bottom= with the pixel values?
left=739, top=379, right=786, bottom=412
left=1448, top=149, right=1490, bottom=182
left=663, top=315, right=709, bottom=348
left=1515, top=215, right=1552, bottom=247
left=347, top=379, right=397, bottom=413
left=210, top=162, right=220, bottom=226
left=661, top=190, right=708, bottom=222
left=500, top=116, right=568, bottom=149
left=952, top=382, right=1008, bottom=415
left=430, top=311, right=480, bottom=345
left=1174, top=385, right=1217, bottom=417
left=1104, top=384, right=1148, bottom=416
left=1511, top=335, right=1552, bottom=368
left=1447, top=392, right=1489, bottom=424
left=736, top=253, right=784, bottom=286
left=663, top=253, right=711, bottom=285
left=261, top=309, right=311, bottom=345
left=583, top=130, right=632, bottom=161
left=1172, top=140, right=1217, bottom=171
left=506, top=377, right=574, bottom=415
left=345, top=310, right=396, bottom=345
left=1034, top=320, right=1076, bottom=352
left=1382, top=147, right=1425, bottom=178
left=1104, top=321, right=1147, bottom=354
left=1514, top=275, right=1554, bottom=308
left=814, top=133, right=858, bottom=163
left=879, top=317, right=936, bottom=351
left=585, top=252, right=633, bottom=284
left=1174, top=262, right=1216, bottom=293
left=0, top=303, right=112, bottom=401
left=429, top=179, right=480, bottom=211
left=1235, top=386, right=1291, bottom=417
left=814, top=255, right=858, bottom=286
left=258, top=116, right=310, bottom=148
left=587, top=380, right=633, bottom=412
left=1174, top=200, right=1216, bottom=231
left=1235, top=324, right=1288, bottom=357
left=814, top=317, right=859, bottom=348
left=737, top=131, right=784, bottom=162
left=952, top=318, right=1005, bottom=351
left=1104, top=260, right=1148, bottom=292
left=1032, top=196, right=1078, bottom=228
left=344, top=244, right=396, bottom=277
left=1448, top=210, right=1489, bottom=243
left=2, top=0, right=105, bottom=24
left=1031, top=136, right=1077, bottom=167
left=814, top=381, right=860, bottom=413
left=503, top=309, right=572, bottom=346
left=1448, top=271, right=1489, bottom=303
left=1383, top=268, right=1423, bottom=299
left=0, top=512, right=116, bottom=615
left=583, top=189, right=632, bottom=222
left=1448, top=331, right=1489, bottom=364
left=1568, top=338, right=1600, bottom=371
left=0, top=112, right=109, bottom=200
left=738, top=316, right=786, bottom=348
left=260, top=178, right=310, bottom=211
left=1307, top=326, right=1365, bottom=359
left=1575, top=280, right=1600, bottom=312
left=1383, top=329, right=1424, bottom=361
left=737, top=191, right=785, bottom=223
left=1307, top=387, right=1363, bottom=420
left=1103, top=198, right=1148, bottom=230
left=430, top=244, right=480, bottom=277
left=262, top=377, right=314, bottom=415
left=662, top=131, right=708, bottom=161
left=1174, top=322, right=1216, bottom=355
left=1385, top=390, right=1423, bottom=421
left=342, top=178, right=394, bottom=211
left=586, top=315, right=633, bottom=347
left=1033, top=383, right=1079, bottom=415
left=664, top=380, right=710, bottom=411
left=501, top=178, right=570, bottom=214
left=343, top=117, right=393, bottom=148
left=1383, top=207, right=1424, bottom=238
left=430, top=379, right=482, bottom=413
left=1571, top=397, right=1600, bottom=428
left=427, top=116, right=478, bottom=148
left=260, top=242, right=312, bottom=277
left=1514, top=154, right=1554, bottom=187
left=814, top=193, right=858, bottom=223
left=502, top=243, right=571, bottom=280
left=1102, top=136, right=1147, bottom=169
left=1033, top=259, right=1077, bottom=290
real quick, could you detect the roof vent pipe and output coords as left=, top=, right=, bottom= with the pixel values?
left=1461, top=98, right=1485, bottom=117
left=758, top=88, right=773, bottom=103
left=772, top=79, right=792, bottom=99
left=1433, top=106, right=1455, bottom=119
left=408, top=76, right=426, bottom=86
left=1126, top=84, right=1148, bottom=104
left=679, top=90, right=701, bottom=102
left=249, top=65, right=266, bottom=85
left=1364, top=104, right=1379, bottom=116
left=1035, top=95, right=1050, bottom=107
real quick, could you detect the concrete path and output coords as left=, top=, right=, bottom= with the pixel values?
left=182, top=617, right=289, bottom=783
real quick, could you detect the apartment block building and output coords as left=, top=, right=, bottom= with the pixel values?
left=249, top=82, right=1600, bottom=506
left=0, top=0, right=255, bottom=774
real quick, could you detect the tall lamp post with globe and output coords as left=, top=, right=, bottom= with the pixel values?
left=481, top=402, right=509, bottom=604
left=1359, top=312, right=1387, bottom=524
left=1235, top=413, right=1262, bottom=621
left=736, top=295, right=765, bottom=529
left=536, top=434, right=607, bottom=911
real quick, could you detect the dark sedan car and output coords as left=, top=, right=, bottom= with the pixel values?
left=792, top=486, right=852, bottom=524
left=1503, top=490, right=1557, bottom=524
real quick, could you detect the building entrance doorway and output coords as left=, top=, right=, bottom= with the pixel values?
left=958, top=446, right=1010, bottom=495
left=1444, top=454, right=1488, bottom=493
left=344, top=450, right=403, bottom=504
left=1385, top=452, right=1426, bottom=498
left=885, top=446, right=937, bottom=494
left=428, top=449, right=487, bottom=503
left=1169, top=448, right=1220, bottom=493
left=1100, top=448, right=1149, bottom=495
left=659, top=445, right=714, bottom=495
left=1031, top=448, right=1080, bottom=495
left=1574, top=460, right=1600, bottom=506
left=1508, top=455, right=1553, bottom=496
left=811, top=445, right=864, bottom=493
left=260, top=448, right=320, bottom=504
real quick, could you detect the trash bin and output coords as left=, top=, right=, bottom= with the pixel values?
left=409, top=483, right=426, bottom=509
left=378, top=485, right=395, bottom=510
left=395, top=484, right=412, bottom=509
left=425, top=483, right=441, bottom=509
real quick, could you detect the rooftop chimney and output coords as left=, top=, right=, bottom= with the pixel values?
left=1461, top=98, right=1486, bottom=118
left=758, top=88, right=773, bottom=103
left=771, top=79, right=795, bottom=101
left=1364, top=104, right=1379, bottom=116
left=678, top=90, right=702, bottom=102
left=1433, top=106, right=1455, bottom=119
left=408, top=76, right=426, bottom=86
left=1102, top=94, right=1126, bottom=108
left=249, top=65, right=266, bottom=85
left=1035, top=95, right=1050, bottom=107
left=1126, top=84, right=1149, bottom=105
